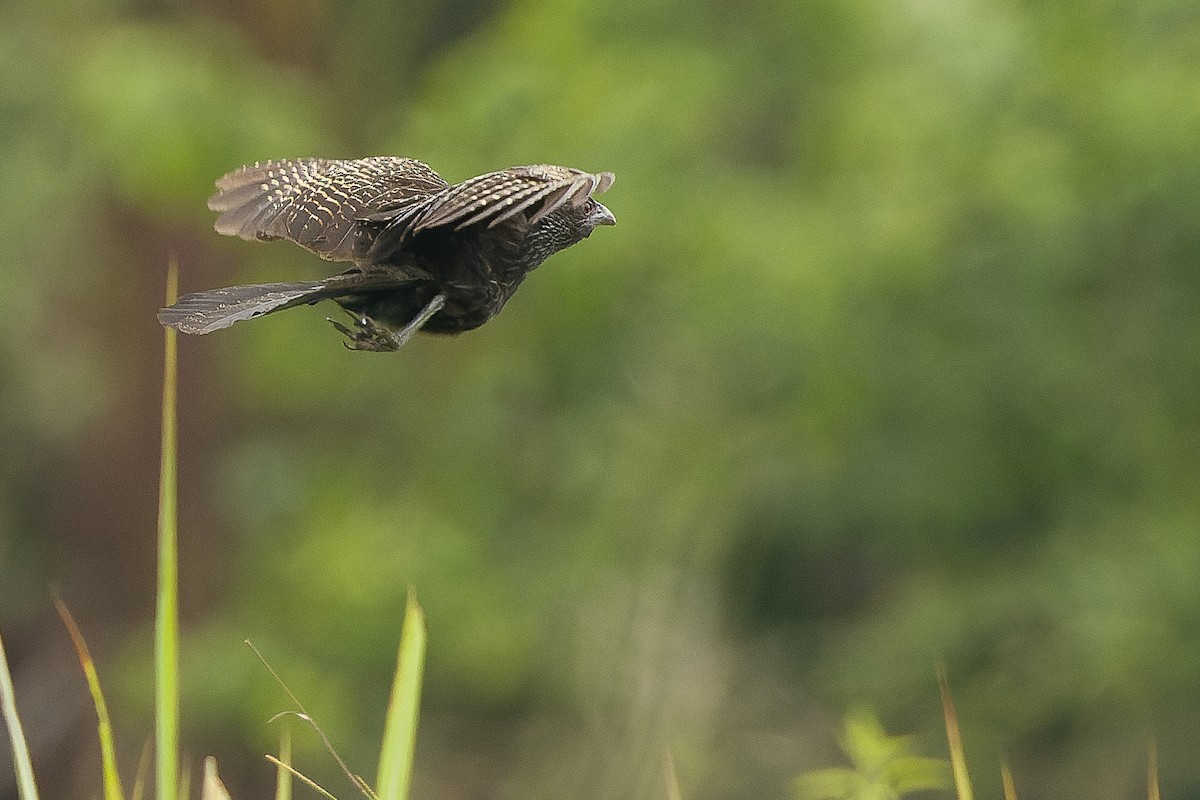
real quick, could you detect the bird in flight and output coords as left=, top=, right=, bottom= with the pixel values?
left=159, top=157, right=615, bottom=351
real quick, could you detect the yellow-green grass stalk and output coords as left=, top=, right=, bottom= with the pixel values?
left=157, top=260, right=181, bottom=800
left=376, top=590, right=427, bottom=800
left=54, top=596, right=125, bottom=800
left=0, top=629, right=39, bottom=800
left=275, top=727, right=293, bottom=800
left=664, top=748, right=683, bottom=800
left=132, top=742, right=151, bottom=800
left=937, top=665, right=974, bottom=800
left=1000, top=761, right=1017, bottom=800
left=1148, top=740, right=1160, bottom=800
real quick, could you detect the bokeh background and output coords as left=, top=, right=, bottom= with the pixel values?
left=3, top=0, right=1200, bottom=798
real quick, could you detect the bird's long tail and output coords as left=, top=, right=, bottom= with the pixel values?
left=158, top=280, right=334, bottom=335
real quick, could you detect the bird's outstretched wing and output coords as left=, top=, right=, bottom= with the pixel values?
left=366, top=165, right=615, bottom=252
left=208, top=157, right=449, bottom=261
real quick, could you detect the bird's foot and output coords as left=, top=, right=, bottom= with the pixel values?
left=327, top=312, right=403, bottom=352
left=326, top=293, right=447, bottom=352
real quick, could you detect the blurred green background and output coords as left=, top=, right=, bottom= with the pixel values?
left=3, top=0, right=1200, bottom=797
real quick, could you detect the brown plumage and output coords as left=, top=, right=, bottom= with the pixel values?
left=159, top=157, right=615, bottom=351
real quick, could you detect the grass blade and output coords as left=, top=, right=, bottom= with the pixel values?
left=375, top=590, right=426, bottom=800
left=1000, top=760, right=1017, bottom=800
left=266, top=757, right=340, bottom=800
left=937, top=664, right=974, bottom=800
left=157, top=260, right=180, bottom=800
left=53, top=595, right=125, bottom=800
left=1148, top=740, right=1160, bottom=800
left=0, top=630, right=39, bottom=800
left=131, top=741, right=151, bottom=800
left=201, top=758, right=230, bottom=800
left=275, top=727, right=293, bottom=800
left=664, top=748, right=683, bottom=800
left=249, top=641, right=374, bottom=797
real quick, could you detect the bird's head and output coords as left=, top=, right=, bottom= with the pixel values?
left=529, top=197, right=615, bottom=255
left=552, top=170, right=615, bottom=236
left=512, top=170, right=615, bottom=270
left=583, top=170, right=617, bottom=231
left=580, top=198, right=617, bottom=233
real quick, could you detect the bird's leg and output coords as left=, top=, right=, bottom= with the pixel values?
left=327, top=293, right=447, bottom=352
left=384, top=292, right=446, bottom=350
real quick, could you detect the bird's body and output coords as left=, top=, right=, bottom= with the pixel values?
left=159, top=157, right=615, bottom=350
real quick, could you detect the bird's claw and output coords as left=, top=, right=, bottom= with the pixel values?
left=326, top=293, right=446, bottom=352
left=326, top=312, right=402, bottom=352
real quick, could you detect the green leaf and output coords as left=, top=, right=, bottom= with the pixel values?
left=886, top=756, right=951, bottom=794
left=798, top=709, right=950, bottom=800
left=375, top=590, right=427, bottom=800
left=795, top=768, right=861, bottom=800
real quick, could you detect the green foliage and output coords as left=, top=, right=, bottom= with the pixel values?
left=795, top=710, right=949, bottom=800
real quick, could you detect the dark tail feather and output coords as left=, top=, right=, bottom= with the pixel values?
left=158, top=280, right=332, bottom=335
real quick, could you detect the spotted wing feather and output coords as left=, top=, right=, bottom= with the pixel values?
left=208, top=157, right=448, bottom=261
left=365, top=165, right=614, bottom=259
left=412, top=165, right=614, bottom=231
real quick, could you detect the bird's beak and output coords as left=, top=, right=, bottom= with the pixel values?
left=593, top=202, right=616, bottom=226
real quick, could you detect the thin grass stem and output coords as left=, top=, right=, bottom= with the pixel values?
left=156, top=259, right=181, bottom=800
left=0, top=631, right=39, bottom=800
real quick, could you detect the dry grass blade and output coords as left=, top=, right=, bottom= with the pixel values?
left=664, top=748, right=683, bottom=800
left=248, top=641, right=376, bottom=799
left=201, top=758, right=231, bottom=800
left=1001, top=761, right=1017, bottom=800
left=1148, top=740, right=1160, bottom=800
left=266, top=757, right=340, bottom=800
left=937, top=664, right=974, bottom=800
left=132, top=741, right=152, bottom=800
left=53, top=594, right=125, bottom=800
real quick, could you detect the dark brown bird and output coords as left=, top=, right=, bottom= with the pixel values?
left=159, top=157, right=616, bottom=351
